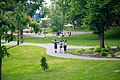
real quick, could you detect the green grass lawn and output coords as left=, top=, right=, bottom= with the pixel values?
left=25, top=27, right=120, bottom=46
left=3, top=46, right=120, bottom=80
left=41, top=28, right=52, bottom=33
left=65, top=27, right=91, bottom=32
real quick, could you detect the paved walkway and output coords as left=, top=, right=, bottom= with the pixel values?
left=2, top=41, right=120, bottom=60
left=23, top=31, right=92, bottom=38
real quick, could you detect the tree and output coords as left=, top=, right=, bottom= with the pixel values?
left=49, top=14, right=64, bottom=32
left=83, top=0, right=120, bottom=48
left=60, top=0, right=120, bottom=48
left=40, top=57, right=48, bottom=72
left=14, top=1, right=28, bottom=45
left=0, top=0, right=16, bottom=80
left=48, top=1, right=65, bottom=32
left=30, top=21, right=42, bottom=34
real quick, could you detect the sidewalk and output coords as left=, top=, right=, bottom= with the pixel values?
left=2, top=41, right=120, bottom=60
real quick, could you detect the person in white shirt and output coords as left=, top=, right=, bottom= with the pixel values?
left=59, top=40, right=63, bottom=53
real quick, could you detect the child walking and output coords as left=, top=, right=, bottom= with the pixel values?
left=59, top=40, right=63, bottom=53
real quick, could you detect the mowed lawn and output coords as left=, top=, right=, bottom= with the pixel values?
left=24, top=27, right=120, bottom=46
left=3, top=46, right=120, bottom=80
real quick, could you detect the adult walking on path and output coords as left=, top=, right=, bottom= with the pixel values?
left=63, top=40, right=67, bottom=53
left=52, top=39, right=58, bottom=53
left=2, top=41, right=120, bottom=60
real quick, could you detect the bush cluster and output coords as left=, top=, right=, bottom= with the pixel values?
left=68, top=46, right=120, bottom=57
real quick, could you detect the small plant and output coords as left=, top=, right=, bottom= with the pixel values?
left=101, top=51, right=108, bottom=57
left=114, top=51, right=120, bottom=57
left=93, top=47, right=101, bottom=52
left=76, top=49, right=84, bottom=54
left=40, top=57, right=49, bottom=72
left=101, top=51, right=112, bottom=57
left=101, top=48, right=110, bottom=52
left=84, top=49, right=93, bottom=54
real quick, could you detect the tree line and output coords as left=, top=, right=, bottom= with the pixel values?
left=50, top=0, right=120, bottom=48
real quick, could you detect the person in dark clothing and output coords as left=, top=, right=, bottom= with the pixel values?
left=53, top=39, right=58, bottom=53
left=63, top=40, right=67, bottom=53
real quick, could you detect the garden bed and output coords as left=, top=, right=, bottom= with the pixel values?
left=68, top=47, right=120, bottom=58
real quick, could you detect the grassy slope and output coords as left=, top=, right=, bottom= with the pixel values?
left=25, top=27, right=120, bottom=46
left=3, top=46, right=120, bottom=80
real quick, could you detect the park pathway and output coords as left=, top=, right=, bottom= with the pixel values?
left=2, top=41, right=120, bottom=60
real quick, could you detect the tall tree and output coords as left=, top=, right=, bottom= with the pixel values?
left=61, top=0, right=120, bottom=48
left=83, top=0, right=120, bottom=48
left=48, top=0, right=65, bottom=32
left=14, top=1, right=28, bottom=45
left=0, top=0, right=16, bottom=80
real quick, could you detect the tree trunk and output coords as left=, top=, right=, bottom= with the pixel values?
left=17, top=30, right=19, bottom=45
left=99, top=31, right=105, bottom=48
left=0, top=58, right=2, bottom=80
left=0, top=36, right=2, bottom=80
left=20, top=29, right=24, bottom=43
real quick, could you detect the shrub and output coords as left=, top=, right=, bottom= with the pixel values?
left=84, top=49, right=93, bottom=54
left=93, top=47, right=101, bottom=52
left=68, top=49, right=78, bottom=55
left=114, top=51, right=120, bottom=57
left=101, top=51, right=107, bottom=56
left=76, top=49, right=84, bottom=54
left=101, top=51, right=112, bottom=57
left=40, top=57, right=49, bottom=72
left=101, top=48, right=110, bottom=52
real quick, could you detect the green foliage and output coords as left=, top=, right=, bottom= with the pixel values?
left=76, top=49, right=84, bottom=54
left=93, top=47, right=101, bottom=52
left=84, top=49, right=93, bottom=54
left=101, top=48, right=110, bottom=52
left=14, top=1, right=28, bottom=29
left=30, top=21, right=42, bottom=34
left=57, top=0, right=120, bottom=48
left=68, top=48, right=93, bottom=55
left=114, top=51, right=120, bottom=57
left=40, top=56, right=48, bottom=72
left=2, top=34, right=16, bottom=42
left=27, top=0, right=44, bottom=17
left=0, top=46, right=9, bottom=58
left=49, top=14, right=64, bottom=32
left=101, top=51, right=112, bottom=57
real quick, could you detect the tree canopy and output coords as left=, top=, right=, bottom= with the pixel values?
left=55, top=0, right=120, bottom=48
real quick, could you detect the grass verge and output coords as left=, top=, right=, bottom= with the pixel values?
left=3, top=45, right=120, bottom=80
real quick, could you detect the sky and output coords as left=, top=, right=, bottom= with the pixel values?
left=44, top=0, right=52, bottom=6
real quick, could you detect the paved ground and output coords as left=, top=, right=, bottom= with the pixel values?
left=23, top=31, right=92, bottom=38
left=2, top=41, right=120, bottom=60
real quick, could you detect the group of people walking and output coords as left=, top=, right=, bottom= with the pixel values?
left=53, top=39, right=67, bottom=53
